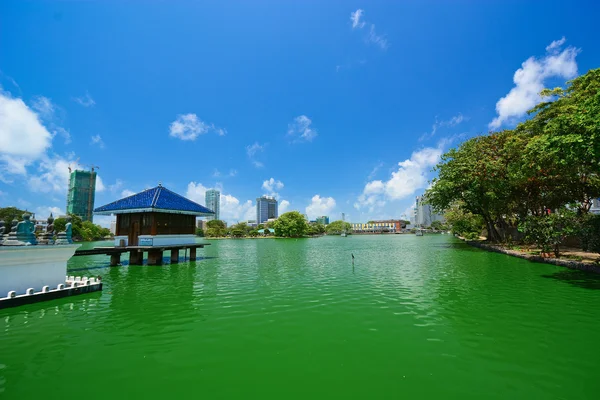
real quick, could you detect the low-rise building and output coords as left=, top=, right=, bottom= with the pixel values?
left=351, top=220, right=404, bottom=233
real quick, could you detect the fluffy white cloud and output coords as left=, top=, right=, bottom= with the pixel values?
left=305, top=195, right=336, bottom=219
left=489, top=38, right=579, bottom=129
left=73, top=91, right=95, bottom=107
left=90, top=134, right=105, bottom=148
left=546, top=36, right=566, bottom=52
left=0, top=93, right=52, bottom=159
left=355, top=147, right=442, bottom=212
left=350, top=9, right=365, bottom=29
left=186, top=182, right=255, bottom=224
left=262, top=178, right=284, bottom=193
left=288, top=115, right=317, bottom=142
left=279, top=199, right=290, bottom=214
left=121, top=189, right=136, bottom=197
left=169, top=114, right=226, bottom=141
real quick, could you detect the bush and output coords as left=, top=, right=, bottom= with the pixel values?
left=518, top=209, right=579, bottom=257
left=580, top=214, right=600, bottom=254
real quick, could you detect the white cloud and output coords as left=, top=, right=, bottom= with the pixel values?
left=246, top=142, right=265, bottom=157
left=73, top=91, right=95, bottom=107
left=546, top=36, right=566, bottom=53
left=53, top=127, right=71, bottom=144
left=355, top=147, right=442, bottom=213
left=350, top=9, right=365, bottom=29
left=489, top=38, right=579, bottom=129
left=93, top=214, right=114, bottom=228
left=186, top=181, right=254, bottom=224
left=31, top=96, right=55, bottom=119
left=186, top=182, right=209, bottom=205
left=90, top=134, right=105, bottom=148
left=287, top=115, right=317, bottom=142
left=95, top=175, right=105, bottom=192
left=305, top=195, right=336, bottom=219
left=229, top=169, right=237, bottom=177
left=279, top=199, right=290, bottom=214
left=28, top=155, right=78, bottom=193
left=0, top=93, right=52, bottom=159
left=246, top=142, right=266, bottom=168
left=367, top=161, right=384, bottom=180
left=169, top=113, right=225, bottom=141
left=349, top=10, right=388, bottom=50
left=121, top=189, right=136, bottom=197
left=262, top=178, right=284, bottom=192
left=34, top=205, right=64, bottom=219
left=367, top=25, right=388, bottom=50
left=419, top=113, right=466, bottom=141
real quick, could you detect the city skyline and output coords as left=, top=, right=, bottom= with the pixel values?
left=1, top=2, right=599, bottom=226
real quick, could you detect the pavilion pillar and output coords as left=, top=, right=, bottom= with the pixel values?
left=110, top=253, right=121, bottom=267
left=189, top=247, right=196, bottom=261
left=129, top=250, right=143, bottom=265
left=148, top=249, right=163, bottom=266
left=170, top=249, right=179, bottom=264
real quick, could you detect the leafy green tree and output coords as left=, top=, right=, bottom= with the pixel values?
left=249, top=229, right=259, bottom=237
left=231, top=228, right=245, bottom=238
left=0, top=207, right=29, bottom=223
left=326, top=220, right=352, bottom=235
left=195, top=228, right=205, bottom=237
left=272, top=211, right=308, bottom=238
left=518, top=209, right=580, bottom=258
left=580, top=214, right=600, bottom=255
left=206, top=220, right=226, bottom=237
left=443, top=202, right=484, bottom=239
left=257, top=224, right=265, bottom=230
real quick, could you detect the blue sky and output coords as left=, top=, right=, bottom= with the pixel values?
left=1, top=0, right=599, bottom=226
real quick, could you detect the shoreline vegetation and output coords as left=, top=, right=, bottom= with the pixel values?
left=199, top=212, right=353, bottom=239
left=426, top=68, right=600, bottom=265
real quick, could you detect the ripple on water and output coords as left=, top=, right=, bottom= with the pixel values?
left=1, top=236, right=600, bottom=399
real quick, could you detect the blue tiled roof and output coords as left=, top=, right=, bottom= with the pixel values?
left=94, top=185, right=214, bottom=215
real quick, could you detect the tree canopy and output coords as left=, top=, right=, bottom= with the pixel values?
left=0, top=207, right=29, bottom=223
left=326, top=220, right=352, bottom=235
left=272, top=211, right=308, bottom=238
left=427, top=67, right=600, bottom=249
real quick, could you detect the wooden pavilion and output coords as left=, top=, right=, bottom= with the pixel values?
left=93, top=184, right=214, bottom=265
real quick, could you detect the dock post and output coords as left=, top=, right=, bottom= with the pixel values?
left=170, top=249, right=179, bottom=264
left=110, top=253, right=120, bottom=266
left=148, top=250, right=163, bottom=266
left=129, top=250, right=142, bottom=265
left=189, top=247, right=197, bottom=261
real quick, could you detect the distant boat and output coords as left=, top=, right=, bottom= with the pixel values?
left=415, top=228, right=424, bottom=237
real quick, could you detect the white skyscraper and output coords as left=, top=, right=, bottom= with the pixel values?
left=205, top=189, right=220, bottom=221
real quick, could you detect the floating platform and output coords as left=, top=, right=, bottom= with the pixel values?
left=73, top=243, right=210, bottom=266
left=0, top=276, right=102, bottom=310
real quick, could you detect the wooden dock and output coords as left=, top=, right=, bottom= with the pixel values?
left=74, top=243, right=210, bottom=266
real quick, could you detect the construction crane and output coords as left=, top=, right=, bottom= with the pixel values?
left=67, top=157, right=81, bottom=173
left=88, top=165, right=100, bottom=173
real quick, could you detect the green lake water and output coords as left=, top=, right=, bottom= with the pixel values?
left=2, top=235, right=600, bottom=399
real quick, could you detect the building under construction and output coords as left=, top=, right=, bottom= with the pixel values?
left=66, top=169, right=97, bottom=222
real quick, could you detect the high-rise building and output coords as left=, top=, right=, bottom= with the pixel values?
left=205, top=189, right=220, bottom=221
left=316, top=216, right=330, bottom=225
left=256, top=196, right=278, bottom=224
left=415, top=195, right=444, bottom=227
left=66, top=169, right=97, bottom=222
